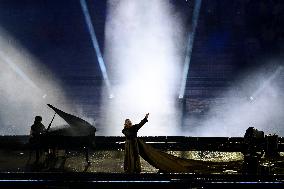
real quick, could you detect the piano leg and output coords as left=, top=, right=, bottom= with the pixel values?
left=35, top=149, right=40, bottom=163
left=85, top=147, right=91, bottom=164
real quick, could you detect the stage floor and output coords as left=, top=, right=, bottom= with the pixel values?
left=0, top=149, right=284, bottom=188
left=0, top=149, right=284, bottom=173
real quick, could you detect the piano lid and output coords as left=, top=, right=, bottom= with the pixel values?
left=47, top=104, right=96, bottom=132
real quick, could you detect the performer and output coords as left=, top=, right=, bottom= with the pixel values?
left=30, top=116, right=46, bottom=163
left=122, top=113, right=149, bottom=173
left=30, top=116, right=46, bottom=137
left=121, top=114, right=241, bottom=173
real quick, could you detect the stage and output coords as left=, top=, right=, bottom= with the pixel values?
left=0, top=172, right=283, bottom=189
left=0, top=135, right=284, bottom=188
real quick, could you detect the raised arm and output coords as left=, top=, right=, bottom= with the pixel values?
left=135, top=113, right=149, bottom=131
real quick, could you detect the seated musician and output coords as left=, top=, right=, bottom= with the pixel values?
left=30, top=116, right=46, bottom=163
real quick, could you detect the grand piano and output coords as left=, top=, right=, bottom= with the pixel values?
left=34, top=104, right=97, bottom=164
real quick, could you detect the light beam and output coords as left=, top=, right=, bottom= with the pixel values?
left=80, top=0, right=113, bottom=98
left=250, top=66, right=283, bottom=101
left=178, top=0, right=202, bottom=99
left=0, top=50, right=40, bottom=91
left=103, top=0, right=184, bottom=135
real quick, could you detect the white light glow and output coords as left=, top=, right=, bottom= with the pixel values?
left=102, top=0, right=184, bottom=135
left=186, top=63, right=284, bottom=137
left=0, top=28, right=69, bottom=135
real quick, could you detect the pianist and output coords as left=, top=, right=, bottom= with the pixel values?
left=29, top=116, right=46, bottom=163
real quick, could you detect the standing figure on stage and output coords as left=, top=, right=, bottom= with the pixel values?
left=122, top=113, right=149, bottom=173
left=30, top=116, right=46, bottom=163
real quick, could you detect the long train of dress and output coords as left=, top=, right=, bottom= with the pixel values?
left=138, top=139, right=241, bottom=173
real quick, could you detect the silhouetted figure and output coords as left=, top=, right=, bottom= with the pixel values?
left=244, top=127, right=264, bottom=157
left=243, top=127, right=264, bottom=175
left=30, top=116, right=46, bottom=163
left=265, top=134, right=280, bottom=158
left=122, top=113, right=149, bottom=173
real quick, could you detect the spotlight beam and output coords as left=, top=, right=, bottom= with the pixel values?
left=178, top=0, right=202, bottom=99
left=250, top=66, right=283, bottom=101
left=80, top=0, right=113, bottom=98
left=0, top=50, right=39, bottom=90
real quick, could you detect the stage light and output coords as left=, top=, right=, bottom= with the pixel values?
left=102, top=0, right=185, bottom=135
left=249, top=66, right=283, bottom=101
left=0, top=29, right=69, bottom=135
left=0, top=50, right=40, bottom=91
left=178, top=0, right=202, bottom=99
left=80, top=0, right=113, bottom=98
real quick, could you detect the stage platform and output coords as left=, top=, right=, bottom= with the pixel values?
left=0, top=172, right=283, bottom=189
left=0, top=136, right=283, bottom=188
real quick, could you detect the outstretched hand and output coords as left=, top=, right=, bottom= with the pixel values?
left=145, top=113, right=149, bottom=119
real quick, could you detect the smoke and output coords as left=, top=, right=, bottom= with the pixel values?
left=186, top=63, right=284, bottom=137
left=0, top=28, right=70, bottom=135
left=102, top=0, right=185, bottom=135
